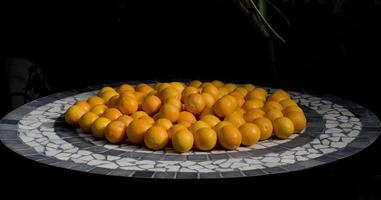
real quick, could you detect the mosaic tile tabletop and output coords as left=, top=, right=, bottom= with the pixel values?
left=1, top=83, right=380, bottom=179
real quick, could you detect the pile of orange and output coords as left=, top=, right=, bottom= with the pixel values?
left=65, top=81, right=307, bottom=153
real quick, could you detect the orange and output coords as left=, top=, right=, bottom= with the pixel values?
left=268, top=89, right=290, bottom=102
left=242, top=84, right=255, bottom=92
left=189, top=80, right=202, bottom=88
left=90, top=104, right=108, bottom=116
left=159, top=87, right=181, bottom=102
left=65, top=105, right=86, bottom=127
left=213, top=95, right=237, bottom=118
left=117, top=96, right=138, bottom=115
left=224, top=112, right=245, bottom=128
left=265, top=109, right=284, bottom=121
left=91, top=117, right=111, bottom=139
left=181, top=86, right=199, bottom=103
left=75, top=100, right=91, bottom=112
left=189, top=121, right=210, bottom=135
left=117, top=84, right=135, bottom=93
left=131, top=111, right=148, bottom=119
left=144, top=126, right=169, bottom=150
left=218, top=87, right=229, bottom=99
left=229, top=93, right=245, bottom=107
left=201, top=93, right=215, bottom=108
left=184, top=93, right=206, bottom=115
left=235, top=107, right=246, bottom=116
left=177, top=111, right=197, bottom=125
left=253, top=117, right=273, bottom=140
left=170, top=82, right=185, bottom=93
left=280, top=99, right=298, bottom=109
left=136, top=83, right=154, bottom=96
left=78, top=111, right=99, bottom=133
left=140, top=115, right=155, bottom=125
left=285, top=111, right=307, bottom=133
left=263, top=101, right=283, bottom=113
left=154, top=118, right=173, bottom=130
left=104, top=120, right=126, bottom=144
left=126, top=119, right=152, bottom=145
left=98, top=86, right=115, bottom=96
left=87, top=96, right=105, bottom=107
left=214, top=121, right=234, bottom=137
left=165, top=98, right=182, bottom=111
left=120, top=91, right=136, bottom=99
left=106, top=94, right=120, bottom=108
left=242, top=99, right=264, bottom=111
left=159, top=104, right=180, bottom=123
left=239, top=123, right=261, bottom=146
left=273, top=117, right=295, bottom=139
left=234, top=87, right=248, bottom=97
left=283, top=105, right=304, bottom=115
left=172, top=129, right=194, bottom=152
left=200, top=115, right=221, bottom=127
left=153, top=113, right=161, bottom=121
left=148, top=90, right=158, bottom=96
left=224, top=83, right=237, bottom=93
left=157, top=83, right=171, bottom=93
left=199, top=107, right=215, bottom=118
left=218, top=125, right=242, bottom=150
left=142, top=95, right=162, bottom=115
left=211, top=80, right=224, bottom=88
left=102, top=108, right=122, bottom=121
left=99, top=90, right=119, bottom=103
left=246, top=88, right=267, bottom=101
left=117, top=115, right=134, bottom=127
left=168, top=124, right=187, bottom=140
left=154, top=82, right=162, bottom=90
left=201, top=84, right=219, bottom=100
left=177, top=121, right=191, bottom=128
left=134, top=92, right=145, bottom=106
left=243, top=108, right=265, bottom=122
left=194, top=127, right=217, bottom=151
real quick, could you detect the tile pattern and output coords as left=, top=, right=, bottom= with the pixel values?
left=0, top=85, right=380, bottom=179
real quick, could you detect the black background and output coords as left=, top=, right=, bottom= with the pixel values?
left=1, top=1, right=380, bottom=198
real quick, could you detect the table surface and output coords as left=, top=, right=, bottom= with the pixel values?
left=0, top=83, right=380, bottom=179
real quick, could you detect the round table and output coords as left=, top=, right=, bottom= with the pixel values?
left=1, top=83, right=380, bottom=179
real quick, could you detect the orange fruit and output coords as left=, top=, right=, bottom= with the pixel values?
left=242, top=84, right=255, bottom=92
left=90, top=104, right=108, bottom=116
left=201, top=93, right=215, bottom=108
left=78, top=111, right=99, bottom=133
left=189, top=121, right=210, bottom=135
left=154, top=118, right=173, bottom=130
left=239, top=123, right=261, bottom=146
left=265, top=109, right=284, bottom=121
left=184, top=93, right=206, bottom=115
left=144, top=126, right=169, bottom=150
left=87, top=96, right=105, bottom=107
left=168, top=124, right=187, bottom=140
left=246, top=88, right=267, bottom=101
left=136, top=83, right=154, bottom=96
left=189, top=80, right=202, bottom=88
left=201, top=84, right=219, bottom=100
left=140, top=115, right=155, bottom=125
left=218, top=125, right=242, bottom=150
left=218, top=87, right=230, bottom=99
left=263, top=101, right=283, bottom=113
left=98, top=86, right=115, bottom=96
left=213, top=95, right=237, bottom=118
left=117, top=96, right=138, bottom=115
left=91, top=117, right=111, bottom=139
left=283, top=105, right=304, bottom=115
left=273, top=117, right=295, bottom=139
left=148, top=90, right=158, bottom=96
left=131, top=111, right=148, bottom=119
left=229, top=93, right=245, bottom=107
left=126, top=119, right=152, bottom=145
left=253, top=117, right=273, bottom=140
left=154, top=82, right=162, bottom=90
left=165, top=98, right=182, bottom=111
left=134, top=92, right=145, bottom=106
left=159, top=104, right=180, bottom=123
left=285, top=111, right=307, bottom=133
left=280, top=99, right=298, bottom=109
left=153, top=113, right=161, bottom=121
left=214, top=121, right=234, bottom=137
left=117, top=84, right=135, bottom=93
left=199, top=107, right=215, bottom=118
left=211, top=80, right=224, bottom=88
left=177, top=121, right=191, bottom=128
left=177, top=111, right=197, bottom=125
left=172, top=129, right=194, bottom=152
left=104, top=120, right=126, bottom=144
left=224, top=112, right=246, bottom=128
left=194, top=127, right=217, bottom=151
left=234, top=87, right=248, bottom=97
left=65, top=105, right=86, bottom=127
left=102, top=108, right=122, bottom=121
left=117, top=115, right=134, bottom=127
left=242, top=99, right=264, bottom=111
left=142, top=95, right=162, bottom=115
left=200, top=115, right=221, bottom=127
left=159, top=87, right=181, bottom=102
left=235, top=107, right=246, bottom=116
left=99, top=90, right=119, bottom=103
left=268, top=89, right=290, bottom=102
left=181, top=86, right=199, bottom=103
left=106, top=94, right=120, bottom=108
left=157, top=83, right=171, bottom=93
left=120, top=91, right=136, bottom=99
left=243, top=108, right=265, bottom=122
left=224, top=83, right=237, bottom=93
left=170, top=82, right=185, bottom=93
left=75, top=100, right=91, bottom=112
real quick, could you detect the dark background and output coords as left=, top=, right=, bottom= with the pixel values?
left=1, top=0, right=380, bottom=198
